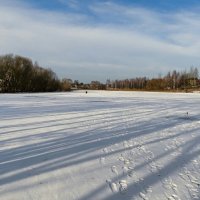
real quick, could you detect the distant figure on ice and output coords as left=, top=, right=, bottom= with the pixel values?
left=85, top=91, right=88, bottom=94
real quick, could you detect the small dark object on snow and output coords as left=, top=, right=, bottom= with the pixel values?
left=86, top=91, right=88, bottom=94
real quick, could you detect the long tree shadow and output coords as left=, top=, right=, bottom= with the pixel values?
left=0, top=112, right=196, bottom=193
left=0, top=93, right=200, bottom=199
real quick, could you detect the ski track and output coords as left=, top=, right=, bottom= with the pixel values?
left=0, top=90, right=200, bottom=200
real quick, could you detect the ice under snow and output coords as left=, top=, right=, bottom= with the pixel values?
left=0, top=90, right=200, bottom=200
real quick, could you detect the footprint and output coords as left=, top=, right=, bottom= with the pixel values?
left=118, top=154, right=125, bottom=162
left=128, top=141, right=133, bottom=147
left=130, top=149, right=135, bottom=156
left=164, top=193, right=175, bottom=200
left=171, top=194, right=181, bottom=200
left=145, top=186, right=152, bottom=194
left=191, top=179, right=200, bottom=186
left=178, top=172, right=187, bottom=181
left=146, top=151, right=154, bottom=160
left=171, top=183, right=178, bottom=193
left=162, top=177, right=173, bottom=190
left=122, top=166, right=129, bottom=175
left=192, top=159, right=199, bottom=168
left=124, top=159, right=130, bottom=165
left=122, top=166, right=134, bottom=178
left=123, top=141, right=129, bottom=148
left=128, top=169, right=135, bottom=178
left=139, top=192, right=149, bottom=200
left=119, top=180, right=128, bottom=194
left=103, top=148, right=108, bottom=154
left=106, top=179, right=118, bottom=193
left=100, top=157, right=105, bottom=164
left=111, top=166, right=118, bottom=175
left=164, top=193, right=181, bottom=200
left=188, top=174, right=199, bottom=183
left=149, top=163, right=158, bottom=173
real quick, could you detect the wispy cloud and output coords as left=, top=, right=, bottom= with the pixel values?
left=57, top=0, right=79, bottom=9
left=0, top=1, right=200, bottom=82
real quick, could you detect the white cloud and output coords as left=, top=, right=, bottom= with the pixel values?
left=0, top=1, right=200, bottom=82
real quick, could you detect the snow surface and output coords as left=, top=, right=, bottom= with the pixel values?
left=0, top=90, right=200, bottom=200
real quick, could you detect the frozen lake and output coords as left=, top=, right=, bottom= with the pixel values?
left=0, top=91, right=200, bottom=200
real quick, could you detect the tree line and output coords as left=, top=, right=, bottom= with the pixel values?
left=0, top=54, right=72, bottom=92
left=0, top=54, right=199, bottom=92
left=106, top=67, right=199, bottom=91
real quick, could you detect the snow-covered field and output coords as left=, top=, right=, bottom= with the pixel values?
left=0, top=90, right=200, bottom=200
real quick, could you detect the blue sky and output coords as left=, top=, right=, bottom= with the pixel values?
left=1, top=0, right=200, bottom=82
left=20, top=0, right=200, bottom=12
